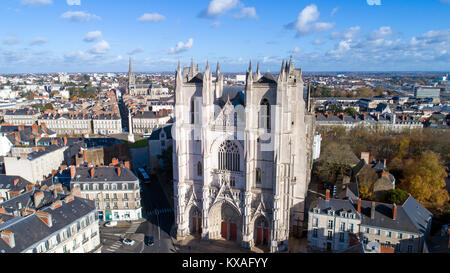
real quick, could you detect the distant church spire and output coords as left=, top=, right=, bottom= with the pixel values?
left=128, top=57, right=136, bottom=95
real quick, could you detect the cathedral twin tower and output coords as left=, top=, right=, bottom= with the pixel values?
left=172, top=58, right=315, bottom=252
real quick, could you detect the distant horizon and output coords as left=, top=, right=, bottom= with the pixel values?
left=1, top=0, right=450, bottom=73
left=1, top=70, right=449, bottom=76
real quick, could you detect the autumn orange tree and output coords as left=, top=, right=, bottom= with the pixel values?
left=402, top=151, right=449, bottom=208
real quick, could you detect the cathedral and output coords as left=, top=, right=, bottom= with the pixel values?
left=127, top=57, right=170, bottom=97
left=173, top=57, right=316, bottom=252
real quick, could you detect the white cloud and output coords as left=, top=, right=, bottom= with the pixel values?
left=61, top=11, right=101, bottom=22
left=313, top=39, right=325, bottom=45
left=2, top=36, right=20, bottom=45
left=210, top=21, right=221, bottom=28
left=369, top=26, right=394, bottom=40
left=137, top=13, right=166, bottom=22
left=200, top=0, right=239, bottom=18
left=367, top=0, right=382, bottom=6
left=30, top=37, right=48, bottom=46
left=20, top=0, right=52, bottom=7
left=127, top=47, right=144, bottom=55
left=84, top=31, right=102, bottom=42
left=66, top=0, right=80, bottom=5
left=331, top=7, right=339, bottom=16
left=169, top=38, right=194, bottom=54
left=331, top=26, right=361, bottom=40
left=233, top=6, right=257, bottom=19
left=89, top=40, right=110, bottom=55
left=287, top=4, right=335, bottom=37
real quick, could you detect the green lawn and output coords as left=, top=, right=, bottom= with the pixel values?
left=123, top=138, right=148, bottom=149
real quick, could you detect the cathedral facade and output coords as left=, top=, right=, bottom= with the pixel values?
left=173, top=58, right=315, bottom=252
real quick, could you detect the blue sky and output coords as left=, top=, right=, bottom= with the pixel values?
left=0, top=0, right=449, bottom=73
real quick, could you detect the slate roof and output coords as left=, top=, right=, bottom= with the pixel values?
left=0, top=194, right=96, bottom=253
left=359, top=200, right=420, bottom=233
left=0, top=175, right=32, bottom=193
left=311, top=196, right=431, bottom=235
left=4, top=109, right=39, bottom=116
left=70, top=167, right=138, bottom=183
left=256, top=73, right=277, bottom=84
left=401, top=195, right=432, bottom=235
left=310, top=198, right=360, bottom=219
left=149, top=124, right=173, bottom=140
left=133, top=111, right=170, bottom=119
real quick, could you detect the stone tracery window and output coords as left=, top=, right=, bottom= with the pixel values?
left=218, top=140, right=240, bottom=172
left=259, top=99, right=271, bottom=132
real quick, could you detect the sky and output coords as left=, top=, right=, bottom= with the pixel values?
left=0, top=0, right=449, bottom=73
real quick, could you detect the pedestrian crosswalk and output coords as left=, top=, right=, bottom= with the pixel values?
left=147, top=207, right=173, bottom=216
left=104, top=241, right=122, bottom=253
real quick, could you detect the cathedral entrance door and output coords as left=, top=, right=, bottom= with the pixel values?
left=254, top=216, right=270, bottom=246
left=263, top=229, right=269, bottom=245
left=256, top=227, right=263, bottom=245
left=198, top=217, right=202, bottom=234
left=230, top=223, right=237, bottom=241
left=221, top=221, right=228, bottom=239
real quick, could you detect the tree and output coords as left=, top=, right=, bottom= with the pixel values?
left=44, top=103, right=54, bottom=110
left=344, top=107, right=357, bottom=116
left=327, top=104, right=343, bottom=115
left=386, top=189, right=409, bottom=205
left=314, top=142, right=360, bottom=184
left=26, top=92, right=35, bottom=100
left=402, top=151, right=449, bottom=207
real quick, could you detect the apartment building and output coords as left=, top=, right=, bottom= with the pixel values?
left=307, top=190, right=432, bottom=253
left=92, top=113, right=122, bottom=135
left=38, top=113, right=93, bottom=136
left=0, top=175, right=33, bottom=202
left=69, top=166, right=142, bottom=221
left=3, top=108, right=40, bottom=126
left=0, top=189, right=101, bottom=253
left=4, top=145, right=67, bottom=184
left=131, top=110, right=172, bottom=135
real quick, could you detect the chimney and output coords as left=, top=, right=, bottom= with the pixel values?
left=90, top=167, right=95, bottom=179
left=83, top=149, right=87, bottom=162
left=393, top=203, right=397, bottom=220
left=116, top=167, right=121, bottom=177
left=361, top=152, right=370, bottom=164
left=64, top=194, right=75, bottom=203
left=111, top=158, right=119, bottom=166
left=50, top=200, right=63, bottom=210
left=32, top=124, right=38, bottom=135
left=26, top=184, right=34, bottom=192
left=63, top=136, right=67, bottom=146
left=1, top=230, right=15, bottom=248
left=357, top=198, right=361, bottom=214
left=18, top=125, right=24, bottom=131
left=70, top=165, right=76, bottom=179
left=13, top=178, right=19, bottom=186
left=124, top=161, right=131, bottom=169
left=0, top=206, right=6, bottom=214
left=36, top=211, right=53, bottom=227
left=325, top=189, right=330, bottom=201
left=33, top=191, right=45, bottom=208
left=384, top=159, right=387, bottom=167
left=371, top=201, right=376, bottom=219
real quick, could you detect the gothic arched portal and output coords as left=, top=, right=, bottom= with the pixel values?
left=208, top=201, right=242, bottom=242
left=189, top=206, right=202, bottom=235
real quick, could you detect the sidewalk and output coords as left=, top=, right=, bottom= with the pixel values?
left=174, top=235, right=255, bottom=253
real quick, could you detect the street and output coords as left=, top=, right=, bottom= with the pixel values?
left=100, top=176, right=176, bottom=253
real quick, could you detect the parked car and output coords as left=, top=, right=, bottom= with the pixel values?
left=145, top=236, right=154, bottom=246
left=105, top=221, right=118, bottom=227
left=122, top=238, right=135, bottom=246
